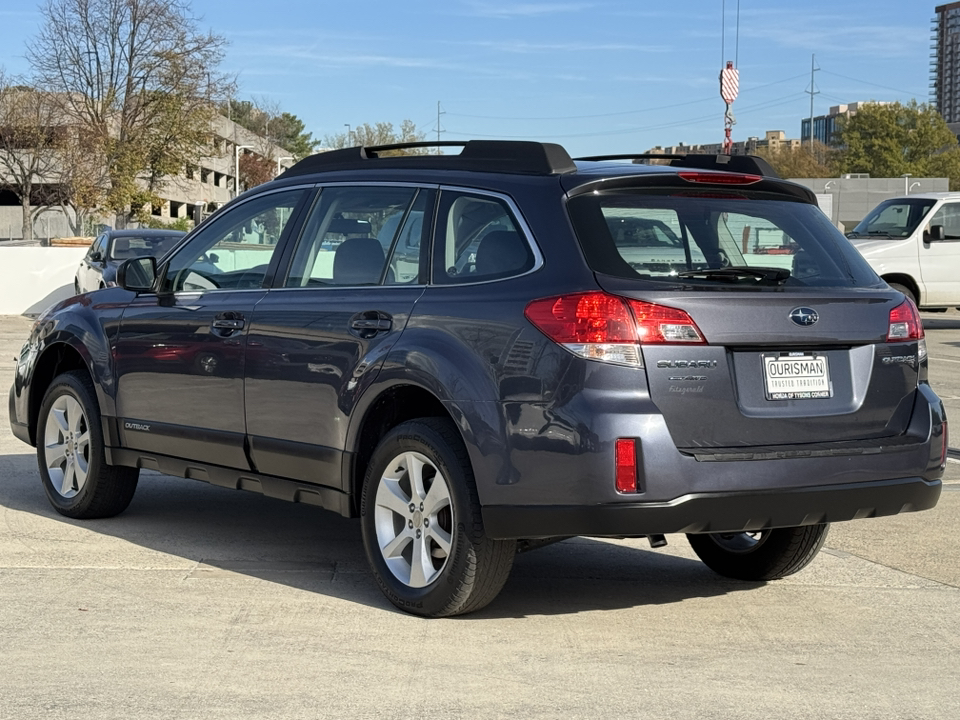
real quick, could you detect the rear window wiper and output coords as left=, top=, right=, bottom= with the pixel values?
left=675, top=266, right=792, bottom=284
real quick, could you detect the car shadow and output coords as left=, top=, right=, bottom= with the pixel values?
left=23, top=282, right=76, bottom=316
left=0, top=452, right=761, bottom=617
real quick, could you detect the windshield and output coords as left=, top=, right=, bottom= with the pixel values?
left=567, top=191, right=880, bottom=288
left=108, top=235, right=182, bottom=260
left=848, top=198, right=937, bottom=238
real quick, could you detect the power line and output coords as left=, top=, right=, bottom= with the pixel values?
left=444, top=92, right=808, bottom=141
left=819, top=70, right=925, bottom=99
left=445, top=72, right=809, bottom=122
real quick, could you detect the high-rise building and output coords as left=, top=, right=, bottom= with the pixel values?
left=800, top=102, right=889, bottom=146
left=933, top=2, right=960, bottom=123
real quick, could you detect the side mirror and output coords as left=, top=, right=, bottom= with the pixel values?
left=926, top=225, right=945, bottom=242
left=90, top=251, right=103, bottom=263
left=117, top=256, right=157, bottom=292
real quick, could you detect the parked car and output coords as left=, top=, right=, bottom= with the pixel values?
left=11, top=142, right=946, bottom=617
left=847, top=192, right=960, bottom=309
left=75, top=229, right=186, bottom=294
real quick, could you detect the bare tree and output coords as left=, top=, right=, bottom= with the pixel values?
left=0, top=72, right=65, bottom=241
left=27, top=0, right=234, bottom=226
left=325, top=120, right=429, bottom=155
left=55, top=127, right=111, bottom=235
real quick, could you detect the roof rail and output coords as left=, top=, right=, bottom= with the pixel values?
left=573, top=153, right=781, bottom=179
left=281, top=140, right=577, bottom=178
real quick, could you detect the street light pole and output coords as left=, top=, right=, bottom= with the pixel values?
left=234, top=144, right=253, bottom=197
left=344, top=123, right=352, bottom=146
left=901, top=173, right=912, bottom=195
left=276, top=156, right=294, bottom=176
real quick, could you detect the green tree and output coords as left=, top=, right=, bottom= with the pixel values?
left=28, top=0, right=234, bottom=226
left=324, top=120, right=428, bottom=155
left=223, top=99, right=318, bottom=159
left=757, top=140, right=837, bottom=179
left=834, top=101, right=960, bottom=189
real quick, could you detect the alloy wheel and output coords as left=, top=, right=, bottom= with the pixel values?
left=708, top=530, right=771, bottom=554
left=43, top=395, right=90, bottom=499
left=373, top=451, right=454, bottom=588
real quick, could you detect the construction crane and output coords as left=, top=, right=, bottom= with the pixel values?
left=720, top=61, right=739, bottom=155
left=719, top=0, right=740, bottom=155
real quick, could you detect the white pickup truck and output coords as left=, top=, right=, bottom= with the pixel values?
left=847, top=192, right=960, bottom=309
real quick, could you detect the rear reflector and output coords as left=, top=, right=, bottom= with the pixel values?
left=887, top=299, right=924, bottom=342
left=677, top=171, right=763, bottom=185
left=942, top=421, right=949, bottom=470
left=615, top=438, right=637, bottom=493
left=524, top=292, right=705, bottom=366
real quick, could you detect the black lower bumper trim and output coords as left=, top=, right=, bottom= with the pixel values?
left=482, top=477, right=942, bottom=539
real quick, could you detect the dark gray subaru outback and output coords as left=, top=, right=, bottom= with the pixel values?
left=9, top=141, right=946, bottom=616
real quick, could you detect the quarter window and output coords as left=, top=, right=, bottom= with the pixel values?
left=161, top=189, right=306, bottom=293
left=433, top=191, right=533, bottom=284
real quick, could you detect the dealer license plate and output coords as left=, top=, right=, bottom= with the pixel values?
left=762, top=353, right=832, bottom=400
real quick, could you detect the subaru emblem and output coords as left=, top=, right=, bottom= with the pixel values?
left=789, top=307, right=819, bottom=326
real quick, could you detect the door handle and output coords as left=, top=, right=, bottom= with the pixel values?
left=212, top=318, right=244, bottom=330
left=350, top=318, right=392, bottom=331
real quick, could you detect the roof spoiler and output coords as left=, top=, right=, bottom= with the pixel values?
left=573, top=153, right=780, bottom=179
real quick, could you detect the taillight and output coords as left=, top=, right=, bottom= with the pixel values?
left=887, top=299, right=924, bottom=341
left=524, top=292, right=704, bottom=367
left=627, top=300, right=705, bottom=344
left=677, top=171, right=762, bottom=185
left=615, top=438, right=638, bottom=493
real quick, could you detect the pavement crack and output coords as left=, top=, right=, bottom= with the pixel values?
left=824, top=544, right=960, bottom=590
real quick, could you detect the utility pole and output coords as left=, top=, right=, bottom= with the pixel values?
left=436, top=101, right=445, bottom=154
left=806, top=54, right=820, bottom=148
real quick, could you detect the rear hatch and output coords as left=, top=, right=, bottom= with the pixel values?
left=565, top=174, right=925, bottom=450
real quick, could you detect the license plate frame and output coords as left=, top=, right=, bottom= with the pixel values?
left=762, top=352, right=832, bottom=400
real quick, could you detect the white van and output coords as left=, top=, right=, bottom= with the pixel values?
left=847, top=192, right=960, bottom=309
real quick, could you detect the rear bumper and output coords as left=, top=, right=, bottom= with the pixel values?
left=481, top=476, right=942, bottom=539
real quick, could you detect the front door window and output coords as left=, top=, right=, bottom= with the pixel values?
left=162, top=189, right=307, bottom=292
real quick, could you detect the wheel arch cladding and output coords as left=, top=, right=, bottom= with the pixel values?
left=29, top=343, right=93, bottom=445
left=349, top=384, right=455, bottom=512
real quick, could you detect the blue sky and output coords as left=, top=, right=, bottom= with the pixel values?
left=0, top=1, right=934, bottom=156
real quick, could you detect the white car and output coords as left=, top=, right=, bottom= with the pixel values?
left=847, top=192, right=960, bottom=309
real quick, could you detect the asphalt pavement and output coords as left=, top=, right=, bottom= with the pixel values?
left=0, top=312, right=957, bottom=720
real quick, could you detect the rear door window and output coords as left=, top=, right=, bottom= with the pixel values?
left=284, top=186, right=421, bottom=287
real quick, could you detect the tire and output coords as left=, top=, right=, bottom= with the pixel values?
left=686, top=524, right=829, bottom=581
left=360, top=418, right=515, bottom=617
left=73, top=280, right=80, bottom=295
left=37, top=370, right=139, bottom=519
left=888, top=283, right=917, bottom=307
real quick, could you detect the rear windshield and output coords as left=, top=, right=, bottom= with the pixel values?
left=109, top=235, right=182, bottom=260
left=567, top=191, right=881, bottom=288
